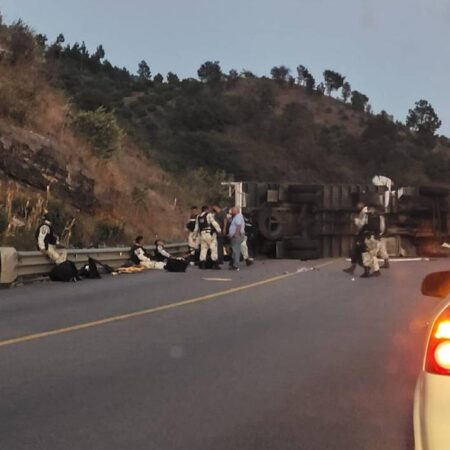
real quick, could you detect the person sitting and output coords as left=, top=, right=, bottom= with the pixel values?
left=35, top=214, right=67, bottom=265
left=153, top=239, right=172, bottom=262
left=130, top=236, right=165, bottom=270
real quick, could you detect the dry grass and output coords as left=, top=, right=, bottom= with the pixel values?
left=0, top=57, right=189, bottom=247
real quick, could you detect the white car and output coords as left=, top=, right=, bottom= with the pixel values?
left=414, top=270, right=450, bottom=450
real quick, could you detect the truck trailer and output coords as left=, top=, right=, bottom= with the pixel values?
left=224, top=182, right=450, bottom=260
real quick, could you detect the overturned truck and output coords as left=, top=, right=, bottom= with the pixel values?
left=225, top=182, right=450, bottom=259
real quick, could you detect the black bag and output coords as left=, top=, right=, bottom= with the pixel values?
left=165, top=258, right=189, bottom=272
left=49, top=260, right=79, bottom=282
left=78, top=257, right=115, bottom=279
left=78, top=257, right=101, bottom=279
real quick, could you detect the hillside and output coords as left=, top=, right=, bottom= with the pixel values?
left=0, top=17, right=449, bottom=249
left=0, top=20, right=193, bottom=250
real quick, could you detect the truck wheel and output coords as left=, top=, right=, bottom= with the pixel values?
left=257, top=209, right=284, bottom=241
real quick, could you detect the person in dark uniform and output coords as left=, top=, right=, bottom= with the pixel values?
left=153, top=239, right=173, bottom=262
left=130, top=236, right=165, bottom=269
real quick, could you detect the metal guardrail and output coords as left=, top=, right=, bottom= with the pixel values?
left=0, top=243, right=189, bottom=287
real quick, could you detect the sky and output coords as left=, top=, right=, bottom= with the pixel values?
left=2, top=0, right=450, bottom=135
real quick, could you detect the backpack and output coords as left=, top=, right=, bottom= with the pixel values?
left=165, top=258, right=189, bottom=272
left=78, top=257, right=101, bottom=279
left=49, top=260, right=79, bottom=282
left=78, top=257, right=115, bottom=279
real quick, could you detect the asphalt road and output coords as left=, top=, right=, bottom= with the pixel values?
left=0, top=257, right=449, bottom=450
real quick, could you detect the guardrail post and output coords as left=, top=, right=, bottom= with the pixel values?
left=0, top=247, right=19, bottom=288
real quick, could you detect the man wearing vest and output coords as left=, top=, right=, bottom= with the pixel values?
left=360, top=208, right=389, bottom=277
left=35, top=214, right=67, bottom=264
left=195, top=205, right=222, bottom=270
left=343, top=202, right=369, bottom=276
left=186, top=206, right=199, bottom=258
left=130, top=236, right=165, bottom=270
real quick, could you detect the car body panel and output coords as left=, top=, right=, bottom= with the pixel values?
left=414, top=297, right=450, bottom=450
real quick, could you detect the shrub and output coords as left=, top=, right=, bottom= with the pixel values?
left=183, top=167, right=230, bottom=205
left=73, top=107, right=124, bottom=158
left=8, top=20, right=37, bottom=65
left=46, top=200, right=72, bottom=232
left=95, top=221, right=125, bottom=245
left=0, top=74, right=37, bottom=124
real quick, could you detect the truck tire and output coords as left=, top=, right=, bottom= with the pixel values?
left=257, top=209, right=284, bottom=241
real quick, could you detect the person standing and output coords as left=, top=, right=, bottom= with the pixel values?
left=240, top=213, right=254, bottom=266
left=35, top=214, right=67, bottom=264
left=228, top=207, right=246, bottom=271
left=195, top=206, right=222, bottom=270
left=343, top=202, right=368, bottom=276
left=375, top=211, right=390, bottom=269
left=212, top=204, right=228, bottom=265
left=360, top=208, right=385, bottom=278
left=186, top=206, right=200, bottom=262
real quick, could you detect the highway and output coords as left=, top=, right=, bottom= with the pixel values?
left=0, top=258, right=448, bottom=450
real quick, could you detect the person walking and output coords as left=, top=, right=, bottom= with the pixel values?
left=343, top=202, right=368, bottom=276
left=228, top=207, right=245, bottom=271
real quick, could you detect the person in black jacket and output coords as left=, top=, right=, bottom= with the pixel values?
left=130, top=236, right=165, bottom=269
left=153, top=240, right=172, bottom=262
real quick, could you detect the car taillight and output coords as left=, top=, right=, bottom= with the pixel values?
left=426, top=316, right=450, bottom=375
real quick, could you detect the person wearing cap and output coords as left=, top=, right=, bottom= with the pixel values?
left=35, top=214, right=67, bottom=264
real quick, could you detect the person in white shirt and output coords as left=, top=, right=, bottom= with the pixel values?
left=228, top=207, right=246, bottom=271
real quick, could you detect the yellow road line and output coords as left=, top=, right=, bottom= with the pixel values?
left=0, top=260, right=335, bottom=348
